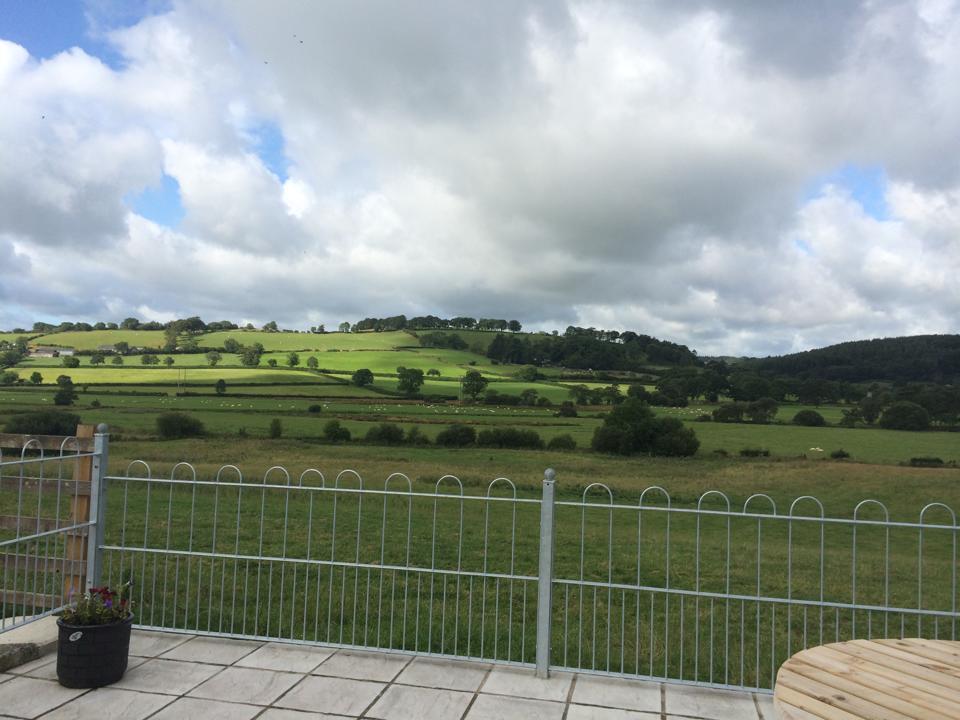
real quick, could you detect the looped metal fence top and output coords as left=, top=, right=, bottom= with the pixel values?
left=23, top=452, right=949, bottom=693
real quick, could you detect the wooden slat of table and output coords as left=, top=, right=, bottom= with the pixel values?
left=816, top=646, right=960, bottom=705
left=874, top=638, right=960, bottom=666
left=775, top=639, right=960, bottom=720
left=776, top=668, right=916, bottom=720
left=850, top=640, right=960, bottom=680
left=789, top=657, right=960, bottom=719
left=776, top=685, right=864, bottom=720
left=830, top=642, right=960, bottom=691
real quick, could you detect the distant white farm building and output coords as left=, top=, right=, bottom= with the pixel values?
left=30, top=346, right=74, bottom=358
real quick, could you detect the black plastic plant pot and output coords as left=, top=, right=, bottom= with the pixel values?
left=56, top=614, right=133, bottom=688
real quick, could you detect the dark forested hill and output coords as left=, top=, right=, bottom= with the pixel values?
left=746, top=335, right=960, bottom=383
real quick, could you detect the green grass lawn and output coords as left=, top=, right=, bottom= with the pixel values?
left=73, top=438, right=960, bottom=686
left=0, top=332, right=35, bottom=343
left=196, top=330, right=416, bottom=351
left=30, top=330, right=167, bottom=350
left=264, top=347, right=500, bottom=377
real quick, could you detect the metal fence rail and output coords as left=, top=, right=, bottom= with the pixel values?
left=100, top=463, right=543, bottom=666
left=0, top=434, right=105, bottom=631
left=548, top=484, right=958, bottom=691
left=83, top=435, right=960, bottom=691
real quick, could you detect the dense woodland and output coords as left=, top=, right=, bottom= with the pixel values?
left=744, top=335, right=960, bottom=384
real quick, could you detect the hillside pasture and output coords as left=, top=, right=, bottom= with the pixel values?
left=266, top=347, right=502, bottom=377
left=31, top=330, right=167, bottom=350
left=196, top=330, right=415, bottom=351
left=0, top=332, right=35, bottom=343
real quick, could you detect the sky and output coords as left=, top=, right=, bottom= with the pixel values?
left=1, top=0, right=958, bottom=357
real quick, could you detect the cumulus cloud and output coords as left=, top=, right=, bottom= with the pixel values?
left=1, top=1, right=959, bottom=354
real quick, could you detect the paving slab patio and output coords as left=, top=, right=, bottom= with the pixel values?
left=0, top=630, right=775, bottom=719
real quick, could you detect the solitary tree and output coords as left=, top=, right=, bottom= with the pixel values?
left=591, top=399, right=699, bottom=456
left=29, top=371, right=43, bottom=385
left=163, top=356, right=175, bottom=367
left=306, top=356, right=319, bottom=370
left=223, top=338, right=241, bottom=354
left=53, top=375, right=77, bottom=406
left=90, top=352, right=105, bottom=366
left=461, top=370, right=488, bottom=401
left=352, top=368, right=374, bottom=387
left=338, top=322, right=351, bottom=333
left=879, top=401, right=930, bottom=431
left=111, top=355, right=123, bottom=365
left=62, top=356, right=80, bottom=368
left=287, top=352, right=300, bottom=368
left=206, top=351, right=222, bottom=367
left=215, top=379, right=227, bottom=395
left=396, top=367, right=424, bottom=396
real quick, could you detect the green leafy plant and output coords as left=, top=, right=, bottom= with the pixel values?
left=61, top=582, right=133, bottom=626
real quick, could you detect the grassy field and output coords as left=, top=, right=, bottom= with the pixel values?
left=0, top=332, right=35, bottom=343
left=83, top=440, right=960, bottom=686
left=196, top=330, right=415, bottom=351
left=3, top=399, right=957, bottom=688
left=262, top=348, right=504, bottom=377
left=30, top=330, right=167, bottom=350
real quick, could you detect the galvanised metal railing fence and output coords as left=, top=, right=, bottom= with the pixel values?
left=0, top=431, right=107, bottom=630
left=5, top=430, right=957, bottom=692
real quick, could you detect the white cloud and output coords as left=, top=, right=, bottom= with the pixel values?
left=1, top=2, right=959, bottom=354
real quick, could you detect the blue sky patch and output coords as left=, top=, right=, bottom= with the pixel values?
left=804, top=164, right=889, bottom=220
left=248, top=121, right=288, bottom=181
left=126, top=173, right=184, bottom=228
left=0, top=0, right=169, bottom=69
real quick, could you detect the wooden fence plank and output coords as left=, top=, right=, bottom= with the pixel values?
left=0, top=552, right=86, bottom=576
left=0, top=434, right=94, bottom=452
left=0, top=590, right=60, bottom=609
left=0, top=477, right=91, bottom=496
left=63, top=425, right=94, bottom=598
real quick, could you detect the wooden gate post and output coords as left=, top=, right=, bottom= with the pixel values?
left=63, top=424, right=95, bottom=600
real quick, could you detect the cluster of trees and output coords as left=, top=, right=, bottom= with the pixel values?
left=351, top=315, right=521, bottom=333
left=746, top=335, right=960, bottom=384
left=711, top=398, right=780, bottom=424
left=486, top=327, right=697, bottom=371
left=26, top=317, right=240, bottom=335
left=418, top=332, right=469, bottom=350
left=591, top=399, right=700, bottom=456
left=0, top=337, right=28, bottom=367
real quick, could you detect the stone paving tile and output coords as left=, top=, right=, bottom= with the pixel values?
left=159, top=635, right=262, bottom=664
left=188, top=666, right=302, bottom=705
left=259, top=709, right=355, bottom=719
left=14, top=655, right=147, bottom=682
left=366, top=684, right=474, bottom=720
left=149, top=696, right=263, bottom=720
left=0, top=677, right=86, bottom=719
left=755, top=694, right=775, bottom=720
left=665, top=685, right=760, bottom=720
left=312, top=649, right=411, bottom=681
left=566, top=706, right=661, bottom=720
left=128, top=630, right=195, bottom=658
left=275, top=675, right=385, bottom=716
left=37, top=687, right=172, bottom=720
left=111, top=657, right=221, bottom=695
left=465, top=693, right=565, bottom=720
left=395, top=656, right=491, bottom=691
left=480, top=666, right=573, bottom=702
left=235, top=641, right=333, bottom=673
left=5, top=656, right=53, bottom=677
left=572, top=675, right=661, bottom=713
